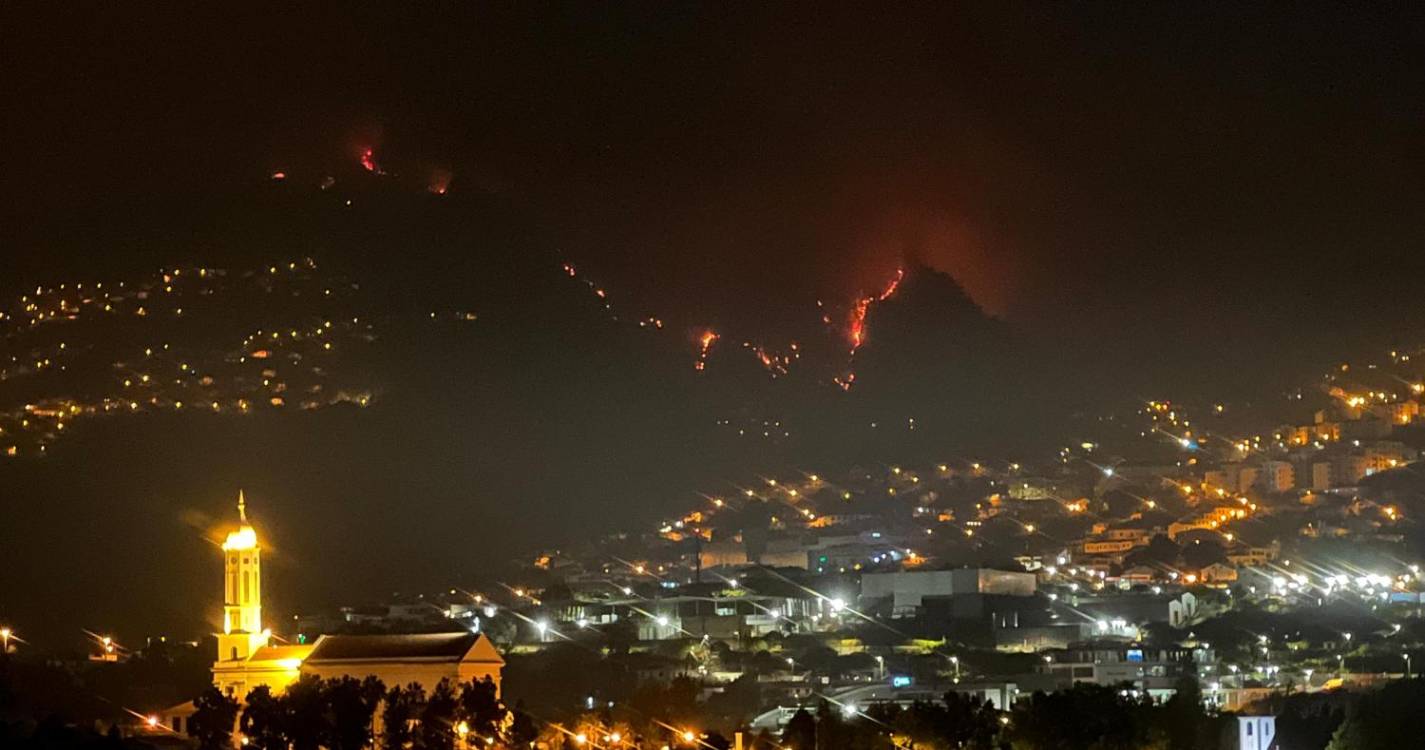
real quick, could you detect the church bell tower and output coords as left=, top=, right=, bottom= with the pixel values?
left=216, top=491, right=269, bottom=662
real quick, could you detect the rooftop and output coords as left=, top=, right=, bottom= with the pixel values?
left=305, top=632, right=502, bottom=664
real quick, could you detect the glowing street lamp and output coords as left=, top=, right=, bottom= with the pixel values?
left=0, top=627, right=11, bottom=653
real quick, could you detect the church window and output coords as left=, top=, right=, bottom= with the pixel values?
left=243, top=572, right=250, bottom=601
left=231, top=646, right=238, bottom=660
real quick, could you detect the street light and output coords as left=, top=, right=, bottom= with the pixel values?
left=0, top=627, right=11, bottom=654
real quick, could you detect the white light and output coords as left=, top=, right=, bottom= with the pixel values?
left=841, top=703, right=858, bottom=718
left=829, top=598, right=846, bottom=612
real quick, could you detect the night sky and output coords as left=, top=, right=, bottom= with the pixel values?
left=4, top=3, right=1425, bottom=647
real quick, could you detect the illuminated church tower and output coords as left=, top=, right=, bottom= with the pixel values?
left=216, top=491, right=270, bottom=663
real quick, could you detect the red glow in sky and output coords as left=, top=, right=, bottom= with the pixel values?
left=359, top=147, right=377, bottom=173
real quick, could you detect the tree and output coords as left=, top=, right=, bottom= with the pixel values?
left=188, top=686, right=240, bottom=750
left=1327, top=678, right=1425, bottom=750
left=284, top=674, right=332, bottom=750
left=1007, top=685, right=1156, bottom=750
left=241, top=685, right=288, bottom=750
left=704, top=674, right=762, bottom=726
left=940, top=691, right=1001, bottom=750
left=1120, top=535, right=1181, bottom=571
left=327, top=675, right=385, bottom=750
left=889, top=701, right=945, bottom=750
left=1276, top=692, right=1344, bottom=750
left=1181, top=539, right=1227, bottom=570
left=458, top=676, right=507, bottom=742
left=508, top=700, right=539, bottom=748
left=1157, top=676, right=1207, bottom=750
left=383, top=683, right=425, bottom=750
left=782, top=708, right=816, bottom=750
left=420, top=678, right=460, bottom=750
left=630, top=676, right=699, bottom=727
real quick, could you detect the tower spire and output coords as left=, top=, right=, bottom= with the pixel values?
left=238, top=490, right=247, bottom=523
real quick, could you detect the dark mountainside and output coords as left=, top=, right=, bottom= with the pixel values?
left=0, top=175, right=1087, bottom=645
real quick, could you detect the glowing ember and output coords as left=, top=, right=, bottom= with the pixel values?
left=749, top=342, right=798, bottom=377
left=878, top=267, right=904, bottom=301
left=427, top=167, right=452, bottom=195
left=695, top=329, right=719, bottom=370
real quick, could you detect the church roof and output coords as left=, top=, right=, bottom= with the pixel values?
left=305, top=632, right=503, bottom=665
left=249, top=644, right=317, bottom=663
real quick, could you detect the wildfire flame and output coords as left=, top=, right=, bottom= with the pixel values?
left=847, top=268, right=903, bottom=352
left=749, top=342, right=798, bottom=377
left=695, top=329, right=719, bottom=371
left=359, top=148, right=377, bottom=173
left=841, top=267, right=903, bottom=389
